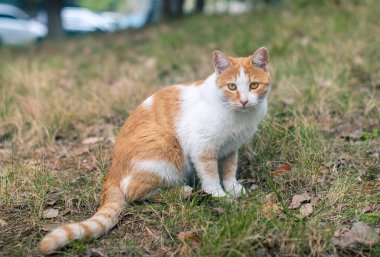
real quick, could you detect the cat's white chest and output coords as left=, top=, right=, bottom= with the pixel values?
left=175, top=85, right=267, bottom=160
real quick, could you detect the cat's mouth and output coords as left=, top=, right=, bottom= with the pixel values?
left=234, top=105, right=251, bottom=112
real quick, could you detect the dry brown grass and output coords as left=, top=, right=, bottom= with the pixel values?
left=0, top=1, right=379, bottom=256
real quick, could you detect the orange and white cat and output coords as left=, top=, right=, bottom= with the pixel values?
left=39, top=47, right=271, bottom=254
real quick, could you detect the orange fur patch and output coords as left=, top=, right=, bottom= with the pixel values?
left=79, top=223, right=92, bottom=239
left=103, top=86, right=184, bottom=202
left=125, top=172, right=161, bottom=201
left=215, top=56, right=270, bottom=103
left=182, top=80, right=204, bottom=87
left=61, top=225, right=75, bottom=241
left=220, top=151, right=238, bottom=180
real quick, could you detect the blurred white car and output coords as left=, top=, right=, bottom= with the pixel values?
left=37, top=7, right=116, bottom=34
left=0, top=4, right=47, bottom=46
left=62, top=7, right=117, bottom=33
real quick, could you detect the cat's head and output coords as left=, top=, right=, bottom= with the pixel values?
left=213, top=47, right=271, bottom=111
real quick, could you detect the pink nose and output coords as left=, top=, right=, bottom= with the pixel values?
left=240, top=99, right=248, bottom=106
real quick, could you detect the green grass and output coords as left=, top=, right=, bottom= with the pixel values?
left=0, top=1, right=379, bottom=256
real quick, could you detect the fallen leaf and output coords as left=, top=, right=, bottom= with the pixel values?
left=90, top=247, right=107, bottom=257
left=272, top=163, right=295, bottom=175
left=177, top=230, right=201, bottom=248
left=261, top=193, right=282, bottom=218
left=0, top=219, right=7, bottom=227
left=333, top=222, right=379, bottom=247
left=146, top=227, right=160, bottom=239
left=59, top=208, right=71, bottom=217
left=310, top=196, right=319, bottom=207
left=42, top=208, right=59, bottom=219
left=82, top=137, right=104, bottom=145
left=351, top=222, right=379, bottom=245
left=361, top=205, right=372, bottom=214
left=71, top=146, right=89, bottom=156
left=178, top=230, right=201, bottom=255
left=299, top=203, right=313, bottom=216
left=289, top=193, right=312, bottom=209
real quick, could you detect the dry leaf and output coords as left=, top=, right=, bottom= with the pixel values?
left=333, top=222, right=379, bottom=247
left=299, top=203, right=313, bottom=216
left=289, top=193, right=312, bottom=209
left=82, top=137, right=104, bottom=145
left=178, top=230, right=201, bottom=248
left=361, top=205, right=372, bottom=214
left=42, top=208, right=59, bottom=219
left=90, top=247, right=107, bottom=257
left=178, top=230, right=201, bottom=255
left=261, top=193, right=282, bottom=218
left=146, top=227, right=160, bottom=239
left=272, top=163, right=295, bottom=175
left=310, top=196, right=320, bottom=207
left=71, top=146, right=88, bottom=156
left=351, top=222, right=379, bottom=245
left=0, top=219, right=7, bottom=227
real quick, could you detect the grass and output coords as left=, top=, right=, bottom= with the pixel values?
left=1, top=0, right=380, bottom=256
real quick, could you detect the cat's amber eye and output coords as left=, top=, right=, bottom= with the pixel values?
left=227, top=83, right=237, bottom=91
left=249, top=82, right=260, bottom=90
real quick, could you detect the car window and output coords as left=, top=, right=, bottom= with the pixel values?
left=0, top=13, right=18, bottom=19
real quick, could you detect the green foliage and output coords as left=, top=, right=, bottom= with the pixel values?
left=77, top=0, right=124, bottom=12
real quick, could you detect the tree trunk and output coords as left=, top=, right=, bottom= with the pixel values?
left=195, top=0, right=205, bottom=13
left=45, top=0, right=64, bottom=38
left=163, top=0, right=185, bottom=18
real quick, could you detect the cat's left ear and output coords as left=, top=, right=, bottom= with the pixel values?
left=213, top=50, right=230, bottom=74
left=252, top=47, right=269, bottom=71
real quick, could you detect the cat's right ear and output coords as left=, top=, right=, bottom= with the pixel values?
left=213, top=50, right=230, bottom=74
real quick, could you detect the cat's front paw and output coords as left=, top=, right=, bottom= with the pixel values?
left=203, top=187, right=227, bottom=197
left=225, top=181, right=246, bottom=198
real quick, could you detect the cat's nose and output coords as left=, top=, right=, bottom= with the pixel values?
left=240, top=99, right=248, bottom=106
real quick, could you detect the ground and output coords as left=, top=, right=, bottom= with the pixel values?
left=0, top=1, right=379, bottom=256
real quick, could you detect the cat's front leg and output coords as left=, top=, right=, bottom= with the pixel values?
left=220, top=151, right=246, bottom=198
left=192, top=150, right=227, bottom=197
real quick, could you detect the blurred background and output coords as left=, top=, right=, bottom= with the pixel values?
left=0, top=0, right=281, bottom=46
left=1, top=1, right=380, bottom=256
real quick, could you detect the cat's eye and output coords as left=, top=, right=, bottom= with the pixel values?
left=227, top=83, right=237, bottom=91
left=249, top=82, right=260, bottom=90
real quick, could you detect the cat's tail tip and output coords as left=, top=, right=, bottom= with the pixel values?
left=39, top=236, right=60, bottom=255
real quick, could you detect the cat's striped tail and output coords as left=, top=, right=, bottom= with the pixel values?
left=39, top=186, right=125, bottom=255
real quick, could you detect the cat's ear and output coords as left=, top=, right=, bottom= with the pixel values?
left=213, top=50, right=230, bottom=74
left=252, top=47, right=269, bottom=71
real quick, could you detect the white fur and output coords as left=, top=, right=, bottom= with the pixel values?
left=142, top=95, right=154, bottom=108
left=132, top=160, right=182, bottom=186
left=82, top=220, right=103, bottom=237
left=175, top=71, right=268, bottom=196
left=51, top=229, right=68, bottom=242
left=120, top=176, right=132, bottom=195
left=93, top=216, right=113, bottom=230
left=223, top=178, right=246, bottom=198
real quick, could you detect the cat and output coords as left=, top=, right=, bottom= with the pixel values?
left=39, top=47, right=271, bottom=254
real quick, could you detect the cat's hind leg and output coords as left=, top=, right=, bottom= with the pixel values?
left=120, top=160, right=185, bottom=201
